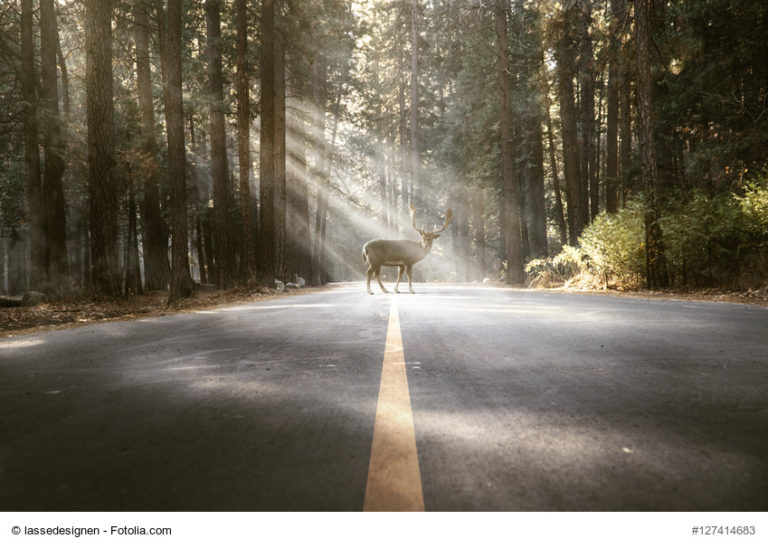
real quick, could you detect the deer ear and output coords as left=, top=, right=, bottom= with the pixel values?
left=434, top=233, right=440, bottom=239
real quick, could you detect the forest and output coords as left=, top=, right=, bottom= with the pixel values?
left=0, top=0, right=767, bottom=303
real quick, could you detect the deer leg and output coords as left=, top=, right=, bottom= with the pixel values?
left=376, top=267, right=389, bottom=293
left=366, top=265, right=375, bottom=294
left=394, top=266, right=405, bottom=293
left=407, top=265, right=415, bottom=293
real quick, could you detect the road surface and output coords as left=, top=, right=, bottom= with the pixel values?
left=1, top=283, right=766, bottom=510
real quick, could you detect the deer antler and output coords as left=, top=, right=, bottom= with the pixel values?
left=409, top=203, right=423, bottom=233
left=433, top=209, right=454, bottom=234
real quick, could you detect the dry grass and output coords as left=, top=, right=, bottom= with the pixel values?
left=543, top=284, right=768, bottom=306
left=0, top=285, right=328, bottom=338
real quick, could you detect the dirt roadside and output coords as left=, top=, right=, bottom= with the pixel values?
left=0, top=286, right=328, bottom=338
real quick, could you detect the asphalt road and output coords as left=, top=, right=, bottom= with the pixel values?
left=1, top=283, right=766, bottom=511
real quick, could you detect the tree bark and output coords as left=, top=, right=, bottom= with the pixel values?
left=236, top=0, right=256, bottom=282
left=40, top=0, right=68, bottom=294
left=545, top=94, right=568, bottom=247
left=163, top=0, right=192, bottom=301
left=458, top=198, right=470, bottom=282
left=409, top=0, right=419, bottom=194
left=311, top=61, right=340, bottom=287
left=618, top=0, right=632, bottom=206
left=124, top=170, right=143, bottom=296
left=135, top=0, right=170, bottom=290
left=274, top=19, right=287, bottom=282
left=284, top=67, right=312, bottom=284
left=377, top=92, right=389, bottom=233
left=578, top=0, right=596, bottom=224
left=474, top=191, right=486, bottom=279
left=524, top=109, right=548, bottom=258
left=605, top=0, right=620, bottom=214
left=495, top=0, right=524, bottom=283
left=634, top=0, right=668, bottom=288
left=21, top=0, right=44, bottom=291
left=54, top=9, right=69, bottom=115
left=554, top=6, right=584, bottom=245
left=206, top=0, right=234, bottom=288
left=518, top=11, right=548, bottom=259
left=259, top=0, right=277, bottom=281
left=86, top=0, right=120, bottom=296
left=398, top=44, right=409, bottom=220
left=449, top=189, right=461, bottom=279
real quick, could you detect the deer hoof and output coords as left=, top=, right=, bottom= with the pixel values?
left=409, top=289, right=415, bottom=294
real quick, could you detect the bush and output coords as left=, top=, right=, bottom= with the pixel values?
left=579, top=204, right=646, bottom=288
left=526, top=205, right=647, bottom=290
left=525, top=245, right=584, bottom=287
left=737, top=181, right=768, bottom=241
left=659, top=181, right=768, bottom=286
left=526, top=179, right=768, bottom=290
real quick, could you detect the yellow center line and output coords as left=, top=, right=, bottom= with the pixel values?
left=363, top=297, right=425, bottom=512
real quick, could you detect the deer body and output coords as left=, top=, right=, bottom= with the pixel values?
left=363, top=206, right=452, bottom=294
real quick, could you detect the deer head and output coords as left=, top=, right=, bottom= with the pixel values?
left=409, top=204, right=454, bottom=250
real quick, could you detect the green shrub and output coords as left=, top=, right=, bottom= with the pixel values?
left=526, top=180, right=768, bottom=290
left=737, top=180, right=768, bottom=240
left=578, top=204, right=645, bottom=287
left=661, top=191, right=749, bottom=285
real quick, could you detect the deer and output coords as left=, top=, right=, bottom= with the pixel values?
left=362, top=204, right=453, bottom=294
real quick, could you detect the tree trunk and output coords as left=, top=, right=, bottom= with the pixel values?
left=409, top=0, right=419, bottom=195
left=496, top=0, right=524, bottom=284
left=635, top=0, right=668, bottom=288
left=135, top=0, right=170, bottom=290
left=578, top=0, right=596, bottom=225
left=458, top=199, right=470, bottom=282
left=203, top=207, right=216, bottom=285
left=388, top=150, right=398, bottom=236
left=236, top=0, right=256, bottom=282
left=285, top=67, right=312, bottom=284
left=40, top=0, right=69, bottom=294
left=274, top=20, right=287, bottom=282
left=80, top=215, right=91, bottom=289
left=398, top=46, right=409, bottom=220
left=605, top=0, right=620, bottom=214
left=86, top=0, right=120, bottom=296
left=474, top=191, right=486, bottom=279
left=618, top=0, right=632, bottom=206
left=312, top=62, right=341, bottom=287
left=21, top=0, right=44, bottom=292
left=517, top=13, right=548, bottom=259
left=545, top=94, right=568, bottom=247
left=524, top=110, right=548, bottom=258
left=54, top=9, right=69, bottom=115
left=554, top=7, right=583, bottom=245
left=163, top=0, right=192, bottom=302
left=195, top=214, right=207, bottom=284
left=124, top=170, right=143, bottom=296
left=449, top=190, right=461, bottom=279
left=206, top=0, right=234, bottom=288
left=259, top=0, right=276, bottom=281
left=377, top=114, right=388, bottom=232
